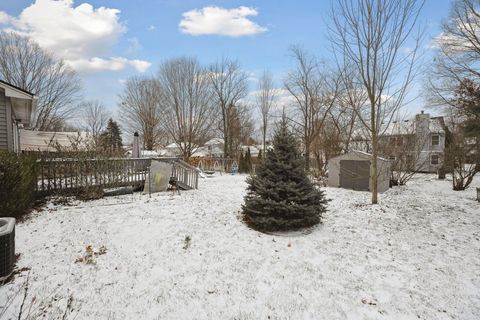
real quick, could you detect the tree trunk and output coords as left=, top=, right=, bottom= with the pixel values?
left=305, top=140, right=311, bottom=171
left=371, top=131, right=378, bottom=204
left=262, top=124, right=267, bottom=154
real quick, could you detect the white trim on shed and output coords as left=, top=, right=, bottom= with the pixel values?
left=327, top=150, right=391, bottom=193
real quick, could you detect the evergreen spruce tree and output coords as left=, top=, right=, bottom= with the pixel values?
left=245, top=147, right=252, bottom=173
left=100, top=118, right=123, bottom=154
left=242, top=118, right=327, bottom=232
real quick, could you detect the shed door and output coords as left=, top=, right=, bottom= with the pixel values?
left=339, top=160, right=370, bottom=191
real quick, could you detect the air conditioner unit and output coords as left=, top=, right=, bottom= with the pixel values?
left=0, top=218, right=15, bottom=282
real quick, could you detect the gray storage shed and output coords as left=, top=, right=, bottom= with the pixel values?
left=327, top=150, right=391, bottom=193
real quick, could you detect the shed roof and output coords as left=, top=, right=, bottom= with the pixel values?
left=329, top=150, right=390, bottom=162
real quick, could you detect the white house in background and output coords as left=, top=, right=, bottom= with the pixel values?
left=380, top=112, right=446, bottom=173
left=0, top=80, right=37, bottom=153
left=162, top=138, right=224, bottom=158
left=202, top=138, right=224, bottom=157
left=125, top=149, right=161, bottom=158
left=157, top=138, right=262, bottom=159
left=350, top=111, right=446, bottom=173
left=159, top=142, right=200, bottom=157
left=20, top=129, right=92, bottom=152
left=240, top=145, right=260, bottom=158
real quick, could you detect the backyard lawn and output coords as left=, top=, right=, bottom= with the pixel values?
left=1, top=174, right=479, bottom=320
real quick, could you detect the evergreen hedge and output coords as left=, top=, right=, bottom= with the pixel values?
left=0, top=151, right=37, bottom=218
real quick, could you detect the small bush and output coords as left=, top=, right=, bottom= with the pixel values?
left=0, top=151, right=37, bottom=218
left=76, top=186, right=104, bottom=201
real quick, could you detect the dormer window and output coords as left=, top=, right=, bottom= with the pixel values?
left=431, top=135, right=439, bottom=146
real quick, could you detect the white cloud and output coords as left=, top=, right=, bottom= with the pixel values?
left=0, top=11, right=12, bottom=24
left=67, top=57, right=151, bottom=73
left=148, top=25, right=156, bottom=31
left=3, top=0, right=151, bottom=73
left=127, top=37, right=143, bottom=53
left=179, top=6, right=267, bottom=37
left=129, top=59, right=151, bottom=72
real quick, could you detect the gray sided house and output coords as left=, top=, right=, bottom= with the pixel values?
left=379, top=111, right=445, bottom=173
left=0, top=80, right=37, bottom=153
left=350, top=112, right=446, bottom=173
left=328, top=150, right=391, bottom=193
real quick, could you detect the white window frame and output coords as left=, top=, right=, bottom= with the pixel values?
left=431, top=154, right=439, bottom=165
left=431, top=135, right=439, bottom=146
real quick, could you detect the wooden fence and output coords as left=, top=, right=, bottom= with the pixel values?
left=35, top=157, right=199, bottom=195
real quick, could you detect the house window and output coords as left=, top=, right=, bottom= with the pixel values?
left=431, top=154, right=439, bottom=165
left=431, top=135, right=439, bottom=146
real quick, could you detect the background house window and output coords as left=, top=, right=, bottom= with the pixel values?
left=431, top=135, right=439, bottom=146
left=431, top=154, right=439, bottom=165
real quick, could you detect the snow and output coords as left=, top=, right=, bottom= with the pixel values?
left=1, top=174, right=480, bottom=319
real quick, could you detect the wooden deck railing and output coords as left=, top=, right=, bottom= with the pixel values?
left=35, top=157, right=199, bottom=195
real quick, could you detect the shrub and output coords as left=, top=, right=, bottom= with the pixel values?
left=76, top=186, right=104, bottom=201
left=0, top=151, right=37, bottom=218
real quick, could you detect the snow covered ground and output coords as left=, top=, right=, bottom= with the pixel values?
left=1, top=174, right=479, bottom=320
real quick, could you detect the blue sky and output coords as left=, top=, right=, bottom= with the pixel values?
left=0, top=0, right=452, bottom=120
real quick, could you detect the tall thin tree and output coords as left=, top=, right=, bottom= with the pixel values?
left=208, top=57, right=249, bottom=157
left=330, top=0, right=424, bottom=204
left=256, top=70, right=277, bottom=154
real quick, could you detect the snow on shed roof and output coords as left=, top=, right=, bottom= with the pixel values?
left=329, top=150, right=390, bottom=162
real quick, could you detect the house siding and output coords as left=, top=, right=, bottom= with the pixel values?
left=0, top=89, right=8, bottom=150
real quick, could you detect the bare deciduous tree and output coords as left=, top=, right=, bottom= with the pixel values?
left=256, top=70, right=277, bottom=153
left=158, top=57, right=215, bottom=160
left=284, top=45, right=340, bottom=171
left=330, top=0, right=424, bottom=204
left=427, top=0, right=480, bottom=108
left=0, top=32, right=81, bottom=130
left=442, top=79, right=480, bottom=190
left=208, top=57, right=249, bottom=157
left=119, top=76, right=163, bottom=150
left=78, top=100, right=110, bottom=146
left=227, top=103, right=255, bottom=157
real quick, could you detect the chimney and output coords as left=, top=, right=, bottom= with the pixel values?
left=415, top=111, right=430, bottom=136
